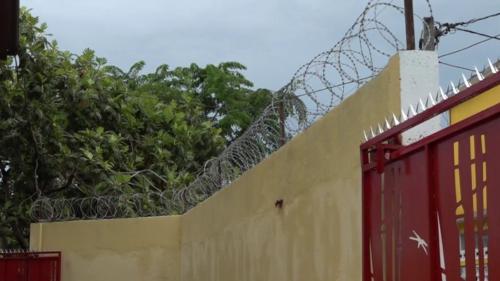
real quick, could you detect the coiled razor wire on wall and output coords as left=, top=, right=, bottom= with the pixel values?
left=31, top=0, right=435, bottom=221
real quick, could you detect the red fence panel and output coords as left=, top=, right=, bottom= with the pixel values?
left=0, top=251, right=61, bottom=281
left=364, top=150, right=436, bottom=281
left=361, top=72, right=500, bottom=281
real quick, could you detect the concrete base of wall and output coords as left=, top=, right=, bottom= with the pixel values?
left=31, top=216, right=181, bottom=281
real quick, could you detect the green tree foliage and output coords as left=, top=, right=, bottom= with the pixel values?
left=0, top=9, right=272, bottom=248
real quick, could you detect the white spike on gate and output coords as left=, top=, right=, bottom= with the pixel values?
left=475, top=67, right=484, bottom=81
left=439, top=87, right=448, bottom=101
left=393, top=113, right=400, bottom=126
left=419, top=99, right=427, bottom=112
left=450, top=81, right=459, bottom=94
left=401, top=109, right=408, bottom=121
left=428, top=93, right=436, bottom=106
left=462, top=73, right=471, bottom=88
left=409, top=104, right=417, bottom=116
left=488, top=58, right=498, bottom=74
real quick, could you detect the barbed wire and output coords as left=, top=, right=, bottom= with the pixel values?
left=31, top=0, right=436, bottom=221
left=30, top=192, right=181, bottom=220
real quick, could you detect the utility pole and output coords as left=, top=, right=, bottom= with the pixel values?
left=404, top=0, right=416, bottom=50
left=0, top=0, right=20, bottom=60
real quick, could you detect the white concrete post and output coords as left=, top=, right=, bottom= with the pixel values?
left=399, top=51, right=448, bottom=144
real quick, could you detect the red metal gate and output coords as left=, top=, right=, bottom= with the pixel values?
left=361, top=72, right=500, bottom=281
left=0, top=251, right=61, bottom=281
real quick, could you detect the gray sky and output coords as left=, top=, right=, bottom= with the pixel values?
left=23, top=0, right=499, bottom=90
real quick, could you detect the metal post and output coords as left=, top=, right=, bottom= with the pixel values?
left=404, top=0, right=416, bottom=50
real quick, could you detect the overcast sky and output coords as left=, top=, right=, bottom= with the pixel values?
left=23, top=0, right=499, bottom=90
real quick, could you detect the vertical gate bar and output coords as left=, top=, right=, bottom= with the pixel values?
left=0, top=256, right=4, bottom=281
left=23, top=257, right=27, bottom=281
left=475, top=135, right=487, bottom=281
left=57, top=253, right=61, bottom=281
left=367, top=167, right=383, bottom=281
left=393, top=165, right=400, bottom=281
left=383, top=167, right=394, bottom=281
left=459, top=138, right=477, bottom=281
left=361, top=148, right=370, bottom=281
left=426, top=145, right=440, bottom=281
left=486, top=123, right=500, bottom=281
left=25, top=256, right=29, bottom=281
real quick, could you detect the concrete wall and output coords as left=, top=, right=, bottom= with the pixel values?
left=30, top=216, right=181, bottom=281
left=179, top=53, right=403, bottom=281
left=30, top=51, right=440, bottom=281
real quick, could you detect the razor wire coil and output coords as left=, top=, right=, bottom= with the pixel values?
left=31, top=0, right=437, bottom=221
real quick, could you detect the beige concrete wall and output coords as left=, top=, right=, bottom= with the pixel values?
left=179, top=54, right=403, bottom=281
left=30, top=52, right=440, bottom=281
left=30, top=216, right=181, bottom=281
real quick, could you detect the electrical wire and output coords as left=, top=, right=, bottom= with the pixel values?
left=436, top=11, right=500, bottom=39
left=454, top=11, right=500, bottom=26
left=455, top=28, right=500, bottom=41
left=439, top=33, right=500, bottom=58
left=438, top=61, right=474, bottom=72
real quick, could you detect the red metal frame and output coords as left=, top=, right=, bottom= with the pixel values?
left=361, top=72, right=500, bottom=281
left=0, top=251, right=61, bottom=281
